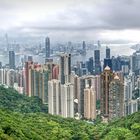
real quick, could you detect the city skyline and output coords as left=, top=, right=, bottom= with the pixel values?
left=0, top=0, right=140, bottom=43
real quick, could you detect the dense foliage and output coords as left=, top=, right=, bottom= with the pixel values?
left=0, top=86, right=48, bottom=113
left=0, top=86, right=140, bottom=140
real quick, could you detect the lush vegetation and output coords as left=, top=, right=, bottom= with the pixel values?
left=0, top=86, right=48, bottom=113
left=0, top=86, right=140, bottom=140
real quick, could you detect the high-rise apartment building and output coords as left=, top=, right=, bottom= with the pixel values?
left=92, top=75, right=101, bottom=100
left=59, top=53, right=71, bottom=84
left=25, top=62, right=51, bottom=103
left=100, top=66, right=114, bottom=117
left=109, top=75, right=124, bottom=120
left=25, top=61, right=33, bottom=96
left=61, top=83, right=74, bottom=118
left=48, top=80, right=61, bottom=115
left=77, top=75, right=98, bottom=118
left=84, top=86, right=96, bottom=120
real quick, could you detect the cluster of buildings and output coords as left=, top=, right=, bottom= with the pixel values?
left=0, top=37, right=140, bottom=121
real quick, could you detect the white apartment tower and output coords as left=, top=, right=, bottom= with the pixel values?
left=48, top=80, right=61, bottom=115
left=61, top=83, right=74, bottom=118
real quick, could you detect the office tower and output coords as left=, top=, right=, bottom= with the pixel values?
left=87, top=57, right=94, bottom=75
left=45, top=37, right=50, bottom=58
left=124, top=74, right=138, bottom=115
left=59, top=53, right=71, bottom=84
left=120, top=57, right=130, bottom=75
left=82, top=41, right=86, bottom=55
left=79, top=62, right=88, bottom=76
left=82, top=41, right=86, bottom=50
left=61, top=83, right=74, bottom=118
left=130, top=50, right=140, bottom=75
left=28, top=56, right=33, bottom=61
left=106, top=47, right=110, bottom=59
left=84, top=86, right=96, bottom=120
left=48, top=80, right=61, bottom=115
left=9, top=51, right=15, bottom=69
left=109, top=75, right=124, bottom=120
left=112, top=56, right=121, bottom=71
left=94, top=50, right=101, bottom=75
left=103, top=58, right=112, bottom=70
left=100, top=66, right=114, bottom=117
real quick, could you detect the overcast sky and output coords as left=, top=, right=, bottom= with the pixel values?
left=0, top=0, right=140, bottom=43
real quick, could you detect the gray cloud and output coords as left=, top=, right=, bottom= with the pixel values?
left=0, top=0, right=140, bottom=42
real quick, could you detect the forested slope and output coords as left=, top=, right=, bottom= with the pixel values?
left=0, top=86, right=139, bottom=140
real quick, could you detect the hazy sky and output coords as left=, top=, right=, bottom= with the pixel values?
left=0, top=0, right=140, bottom=43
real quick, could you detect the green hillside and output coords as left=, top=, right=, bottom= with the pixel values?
left=0, top=86, right=140, bottom=140
left=0, top=86, right=48, bottom=113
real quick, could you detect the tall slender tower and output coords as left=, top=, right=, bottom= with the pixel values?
left=94, top=50, right=101, bottom=75
left=45, top=37, right=50, bottom=58
left=82, top=41, right=86, bottom=54
left=100, top=66, right=114, bottom=117
left=48, top=80, right=61, bottom=115
left=9, top=51, right=15, bottom=69
left=109, top=75, right=124, bottom=120
left=59, top=53, right=71, bottom=84
left=106, top=47, right=110, bottom=59
left=61, top=83, right=74, bottom=118
left=84, top=86, right=96, bottom=120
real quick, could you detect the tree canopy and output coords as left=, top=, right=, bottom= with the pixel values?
left=0, top=86, right=140, bottom=140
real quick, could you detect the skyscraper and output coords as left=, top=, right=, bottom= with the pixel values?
left=100, top=66, right=114, bottom=117
left=61, top=83, right=74, bottom=118
left=59, top=53, right=71, bottom=84
left=77, top=75, right=96, bottom=118
left=45, top=37, right=50, bottom=58
left=92, top=75, right=101, bottom=100
left=82, top=41, right=86, bottom=50
left=103, top=58, right=112, bottom=70
left=87, top=57, right=94, bottom=74
left=109, top=75, right=124, bottom=120
left=25, top=61, right=33, bottom=96
left=84, top=86, right=96, bottom=120
left=48, top=80, right=61, bottom=115
left=94, top=50, right=101, bottom=75
left=106, top=47, right=110, bottom=59
left=82, top=41, right=86, bottom=54
left=9, top=51, right=15, bottom=69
